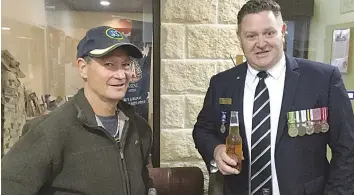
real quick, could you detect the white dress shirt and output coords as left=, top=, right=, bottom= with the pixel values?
left=243, top=54, right=286, bottom=195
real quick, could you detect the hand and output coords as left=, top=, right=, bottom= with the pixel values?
left=213, top=144, right=241, bottom=175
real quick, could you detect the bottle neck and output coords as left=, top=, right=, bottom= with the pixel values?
left=229, top=124, right=240, bottom=135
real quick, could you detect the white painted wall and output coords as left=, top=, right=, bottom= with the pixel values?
left=308, top=0, right=354, bottom=62
left=1, top=0, right=151, bottom=96
left=308, top=0, right=354, bottom=110
left=2, top=0, right=47, bottom=28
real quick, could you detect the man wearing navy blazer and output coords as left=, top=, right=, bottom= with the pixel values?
left=192, top=0, right=354, bottom=195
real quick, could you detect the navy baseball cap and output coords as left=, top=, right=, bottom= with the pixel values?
left=77, top=26, right=143, bottom=59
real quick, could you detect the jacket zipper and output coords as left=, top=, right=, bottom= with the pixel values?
left=89, top=125, right=131, bottom=195
left=117, top=121, right=131, bottom=195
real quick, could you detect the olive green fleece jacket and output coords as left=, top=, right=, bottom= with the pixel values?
left=1, top=88, right=153, bottom=195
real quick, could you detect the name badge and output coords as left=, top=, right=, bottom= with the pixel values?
left=219, top=98, right=232, bottom=105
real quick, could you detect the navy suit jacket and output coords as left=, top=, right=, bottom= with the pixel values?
left=192, top=55, right=354, bottom=195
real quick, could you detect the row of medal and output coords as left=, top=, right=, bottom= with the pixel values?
left=287, top=107, right=329, bottom=137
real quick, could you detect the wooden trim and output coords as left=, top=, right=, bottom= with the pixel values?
left=152, top=0, right=161, bottom=168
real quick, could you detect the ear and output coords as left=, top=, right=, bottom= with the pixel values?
left=281, top=23, right=287, bottom=41
left=77, top=58, right=88, bottom=79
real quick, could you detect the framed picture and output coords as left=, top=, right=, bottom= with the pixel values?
left=330, top=28, right=351, bottom=73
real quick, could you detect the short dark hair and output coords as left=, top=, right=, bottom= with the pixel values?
left=237, top=0, right=281, bottom=25
left=83, top=56, right=92, bottom=63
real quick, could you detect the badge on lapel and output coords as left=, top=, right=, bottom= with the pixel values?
left=287, top=107, right=329, bottom=137
left=219, top=97, right=232, bottom=134
left=220, top=111, right=227, bottom=134
left=219, top=98, right=232, bottom=105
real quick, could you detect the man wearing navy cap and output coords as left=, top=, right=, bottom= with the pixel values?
left=2, top=26, right=156, bottom=195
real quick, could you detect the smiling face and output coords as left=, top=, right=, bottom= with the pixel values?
left=238, top=10, right=286, bottom=70
left=77, top=48, right=132, bottom=103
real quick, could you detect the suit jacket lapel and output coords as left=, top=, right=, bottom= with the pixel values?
left=230, top=63, right=248, bottom=155
left=275, top=55, right=300, bottom=147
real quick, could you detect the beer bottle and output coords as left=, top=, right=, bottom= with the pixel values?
left=226, top=111, right=243, bottom=172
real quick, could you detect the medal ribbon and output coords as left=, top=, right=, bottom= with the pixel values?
left=306, top=109, right=313, bottom=121
left=313, top=108, right=321, bottom=121
left=321, top=107, right=328, bottom=121
left=288, top=111, right=296, bottom=124
left=296, top=111, right=300, bottom=125
left=221, top=112, right=226, bottom=122
left=300, top=110, right=307, bottom=123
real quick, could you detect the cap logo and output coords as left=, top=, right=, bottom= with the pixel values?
left=106, top=28, right=124, bottom=40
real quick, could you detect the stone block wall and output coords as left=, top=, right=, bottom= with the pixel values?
left=160, top=0, right=246, bottom=192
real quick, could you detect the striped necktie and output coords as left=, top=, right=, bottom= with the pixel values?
left=251, top=71, right=272, bottom=195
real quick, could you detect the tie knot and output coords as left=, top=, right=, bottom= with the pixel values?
left=257, top=71, right=268, bottom=79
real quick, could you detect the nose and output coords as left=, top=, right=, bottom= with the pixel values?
left=256, top=35, right=266, bottom=48
left=113, top=69, right=126, bottom=79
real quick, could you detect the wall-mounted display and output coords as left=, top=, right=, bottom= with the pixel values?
left=330, top=28, right=351, bottom=73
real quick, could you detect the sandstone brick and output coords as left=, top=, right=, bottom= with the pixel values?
left=218, top=0, right=246, bottom=24
left=161, top=24, right=185, bottom=59
left=160, top=160, right=205, bottom=169
left=217, top=60, right=236, bottom=73
left=161, top=60, right=216, bottom=94
left=161, top=0, right=217, bottom=23
left=185, top=95, right=205, bottom=128
left=160, top=129, right=202, bottom=161
left=160, top=95, right=185, bottom=128
left=187, top=25, right=243, bottom=59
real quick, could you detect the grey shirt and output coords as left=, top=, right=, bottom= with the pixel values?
left=96, top=115, right=118, bottom=137
left=95, top=110, right=129, bottom=140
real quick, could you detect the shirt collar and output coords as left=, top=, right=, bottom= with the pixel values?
left=95, top=109, right=129, bottom=128
left=247, top=53, right=286, bottom=82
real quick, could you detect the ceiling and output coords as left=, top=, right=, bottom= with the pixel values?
left=44, top=0, right=152, bottom=13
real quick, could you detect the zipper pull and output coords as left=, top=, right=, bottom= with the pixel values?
left=117, top=140, right=124, bottom=159
left=120, top=149, right=124, bottom=159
